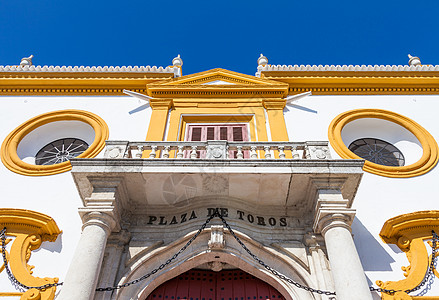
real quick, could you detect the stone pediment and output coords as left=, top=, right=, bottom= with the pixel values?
left=146, top=68, right=289, bottom=98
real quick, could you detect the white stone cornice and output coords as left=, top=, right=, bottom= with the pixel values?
left=0, top=64, right=179, bottom=75
left=259, top=64, right=439, bottom=72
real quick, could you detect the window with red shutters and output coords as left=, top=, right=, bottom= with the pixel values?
left=185, top=124, right=249, bottom=158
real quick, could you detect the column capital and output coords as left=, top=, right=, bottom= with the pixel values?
left=78, top=177, right=128, bottom=233
left=262, top=98, right=286, bottom=110
left=313, top=189, right=356, bottom=235
left=314, top=210, right=356, bottom=235
left=149, top=98, right=173, bottom=110
left=79, top=211, right=117, bottom=235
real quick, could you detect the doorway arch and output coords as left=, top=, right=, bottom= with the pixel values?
left=113, top=227, right=317, bottom=300
left=144, top=269, right=286, bottom=300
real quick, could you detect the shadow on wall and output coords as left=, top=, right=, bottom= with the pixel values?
left=284, top=104, right=318, bottom=114
left=351, top=217, right=396, bottom=271
left=35, top=233, right=63, bottom=253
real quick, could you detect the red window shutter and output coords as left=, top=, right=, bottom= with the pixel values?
left=206, top=127, right=215, bottom=140
left=185, top=124, right=249, bottom=158
left=232, top=127, right=243, bottom=141
left=220, top=127, right=228, bottom=140
left=191, top=127, right=202, bottom=141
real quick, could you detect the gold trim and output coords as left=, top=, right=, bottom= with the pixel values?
left=0, top=292, right=23, bottom=296
left=146, top=68, right=289, bottom=99
left=0, top=72, right=173, bottom=96
left=262, top=71, right=439, bottom=95
left=377, top=211, right=439, bottom=300
left=153, top=68, right=288, bottom=86
left=1, top=110, right=109, bottom=176
left=142, top=69, right=289, bottom=158
left=0, top=209, right=61, bottom=300
left=2, top=69, right=439, bottom=96
left=328, top=109, right=438, bottom=178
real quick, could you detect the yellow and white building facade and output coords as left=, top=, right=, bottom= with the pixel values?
left=0, top=55, right=439, bottom=300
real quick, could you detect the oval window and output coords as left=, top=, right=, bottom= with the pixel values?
left=35, top=138, right=89, bottom=165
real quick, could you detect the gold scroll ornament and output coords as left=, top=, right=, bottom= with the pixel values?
left=0, top=209, right=61, bottom=300
left=377, top=211, right=439, bottom=300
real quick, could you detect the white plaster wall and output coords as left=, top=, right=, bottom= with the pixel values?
left=0, top=96, right=152, bottom=293
left=284, top=94, right=439, bottom=296
left=1, top=93, right=438, bottom=297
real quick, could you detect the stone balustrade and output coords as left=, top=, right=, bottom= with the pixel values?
left=104, top=141, right=332, bottom=160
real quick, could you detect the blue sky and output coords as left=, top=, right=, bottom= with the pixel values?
left=1, top=0, right=438, bottom=75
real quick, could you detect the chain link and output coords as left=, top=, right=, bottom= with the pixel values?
left=215, top=214, right=336, bottom=296
left=368, top=230, right=439, bottom=295
left=2, top=221, right=438, bottom=296
left=0, top=227, right=63, bottom=290
left=95, top=212, right=217, bottom=291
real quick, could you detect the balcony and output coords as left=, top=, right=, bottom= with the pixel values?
left=70, top=140, right=364, bottom=219
left=103, top=140, right=334, bottom=160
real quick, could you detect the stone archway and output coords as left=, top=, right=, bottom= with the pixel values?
left=144, top=269, right=286, bottom=300
left=113, top=227, right=317, bottom=300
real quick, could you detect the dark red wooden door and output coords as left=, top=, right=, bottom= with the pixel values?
left=145, top=269, right=286, bottom=300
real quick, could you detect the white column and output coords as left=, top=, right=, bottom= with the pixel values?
left=321, top=214, right=372, bottom=300
left=58, top=212, right=116, bottom=300
left=314, top=190, right=372, bottom=300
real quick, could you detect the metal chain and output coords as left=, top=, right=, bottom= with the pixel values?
left=2, top=222, right=438, bottom=296
left=0, top=227, right=63, bottom=290
left=368, top=230, right=439, bottom=295
left=96, top=212, right=217, bottom=291
left=215, top=214, right=336, bottom=296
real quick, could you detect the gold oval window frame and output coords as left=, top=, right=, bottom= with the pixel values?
left=328, top=109, right=438, bottom=178
left=1, top=109, right=109, bottom=176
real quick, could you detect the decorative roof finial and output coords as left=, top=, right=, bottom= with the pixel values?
left=20, top=55, right=34, bottom=67
left=172, top=54, right=183, bottom=67
left=408, top=54, right=421, bottom=66
left=257, top=54, right=268, bottom=66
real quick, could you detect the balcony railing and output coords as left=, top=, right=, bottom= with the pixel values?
left=103, top=141, right=332, bottom=160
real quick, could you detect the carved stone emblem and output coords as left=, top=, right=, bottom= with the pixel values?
left=202, top=174, right=228, bottom=194
left=206, top=141, right=227, bottom=159
left=208, top=261, right=226, bottom=272
left=208, top=225, right=225, bottom=250
left=210, top=146, right=224, bottom=158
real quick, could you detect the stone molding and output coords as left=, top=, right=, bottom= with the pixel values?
left=78, top=177, right=129, bottom=233
left=312, top=189, right=356, bottom=235
left=79, top=211, right=117, bottom=235
left=314, top=211, right=356, bottom=236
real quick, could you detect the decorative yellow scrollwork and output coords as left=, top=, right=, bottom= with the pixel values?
left=377, top=211, right=439, bottom=300
left=0, top=208, right=61, bottom=300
